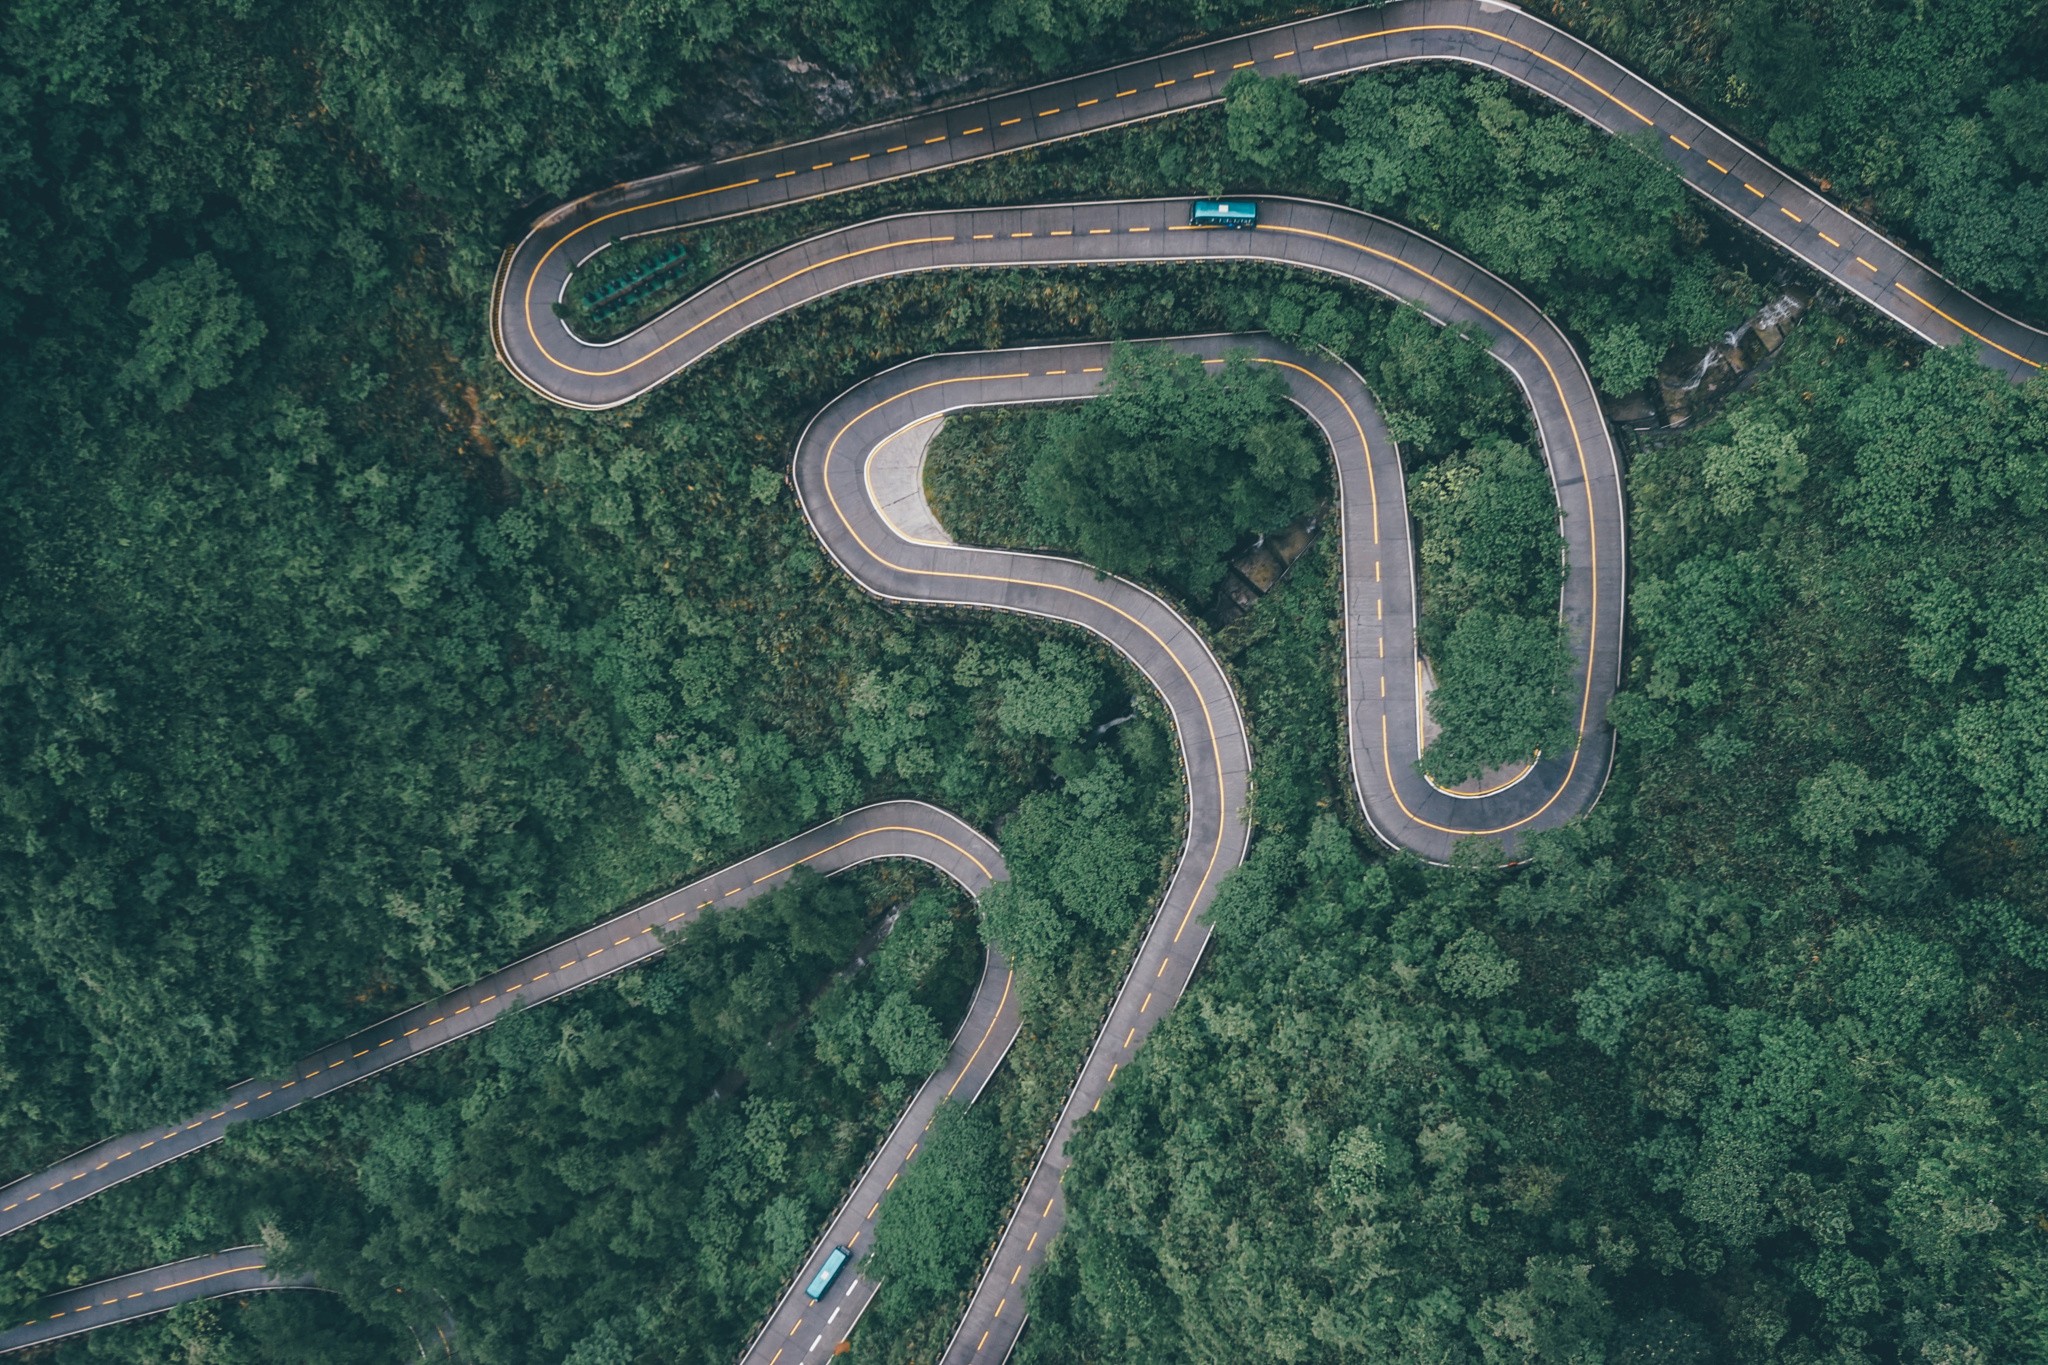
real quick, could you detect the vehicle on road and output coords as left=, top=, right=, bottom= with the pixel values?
left=806, top=1246, right=852, bottom=1302
left=1189, top=199, right=1258, bottom=229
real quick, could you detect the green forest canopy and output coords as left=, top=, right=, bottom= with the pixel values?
left=3, top=0, right=2048, bottom=1360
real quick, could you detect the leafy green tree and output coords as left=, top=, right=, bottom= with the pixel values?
left=1224, top=71, right=1314, bottom=173
left=1022, top=342, right=1322, bottom=599
left=977, top=879, right=1069, bottom=963
left=1436, top=927, right=1521, bottom=1000
left=1472, top=1256, right=1614, bottom=1364
left=1587, top=322, right=1657, bottom=397
left=996, top=641, right=1101, bottom=740
left=1424, top=609, right=1577, bottom=784
left=1408, top=436, right=1565, bottom=657
left=864, top=1100, right=1007, bottom=1303
left=118, top=254, right=265, bottom=412
left=869, top=989, right=948, bottom=1077
left=1699, top=415, right=1805, bottom=518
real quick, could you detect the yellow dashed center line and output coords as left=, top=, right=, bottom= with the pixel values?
left=1232, top=59, right=1256, bottom=68
left=1856, top=256, right=1878, bottom=271
left=1123, top=1027, right=1136, bottom=1047
left=812, top=162, right=833, bottom=171
left=1669, top=134, right=1691, bottom=149
left=924, top=135, right=947, bottom=144
left=848, top=152, right=870, bottom=161
left=1707, top=158, right=1729, bottom=173
left=1076, top=99, right=1098, bottom=108
left=886, top=144, right=908, bottom=153
left=1781, top=207, right=1802, bottom=222
left=1819, top=230, right=1841, bottom=247
left=1273, top=49, right=1296, bottom=58
left=1742, top=182, right=1765, bottom=198
left=1193, top=69, right=1216, bottom=78
left=961, top=127, right=984, bottom=135
left=1153, top=78, right=1177, bottom=88
left=999, top=117, right=1021, bottom=127
left=1115, top=89, right=1137, bottom=97
left=1037, top=107, right=1060, bottom=117
left=775, top=170, right=796, bottom=178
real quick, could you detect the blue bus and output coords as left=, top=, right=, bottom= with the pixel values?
left=1189, top=199, right=1258, bottom=229
left=806, top=1245, right=852, bottom=1302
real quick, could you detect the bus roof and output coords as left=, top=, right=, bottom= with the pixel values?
left=806, top=1245, right=851, bottom=1300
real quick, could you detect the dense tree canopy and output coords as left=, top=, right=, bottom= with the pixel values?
left=1020, top=343, right=1324, bottom=599
left=5, top=0, right=2048, bottom=1360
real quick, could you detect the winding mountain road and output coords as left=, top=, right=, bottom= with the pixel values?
left=0, top=1251, right=311, bottom=1357
left=10, top=0, right=2044, bottom=1356
left=492, top=0, right=2044, bottom=406
left=1, top=804, right=1014, bottom=1355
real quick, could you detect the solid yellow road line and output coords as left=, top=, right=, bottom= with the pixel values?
left=1893, top=282, right=2041, bottom=367
left=1315, top=24, right=1653, bottom=124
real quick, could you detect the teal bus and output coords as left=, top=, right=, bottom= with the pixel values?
left=806, top=1246, right=852, bottom=1302
left=1189, top=199, right=1258, bottom=229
